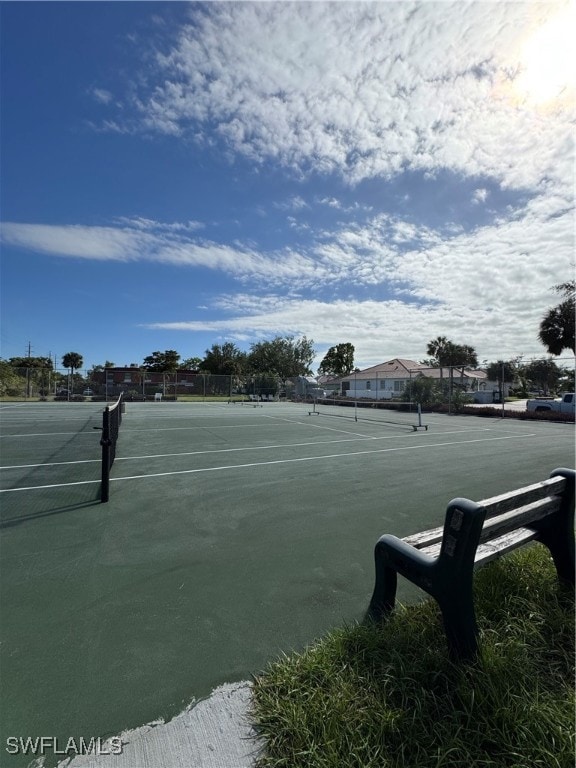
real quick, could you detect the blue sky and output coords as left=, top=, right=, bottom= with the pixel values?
left=1, top=1, right=574, bottom=372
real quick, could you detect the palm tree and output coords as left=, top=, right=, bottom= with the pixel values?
left=426, top=336, right=449, bottom=386
left=62, top=352, right=83, bottom=396
left=538, top=282, right=575, bottom=355
left=426, top=336, right=449, bottom=362
left=427, top=338, right=478, bottom=397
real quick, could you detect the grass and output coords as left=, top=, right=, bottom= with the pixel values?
left=251, top=546, right=574, bottom=768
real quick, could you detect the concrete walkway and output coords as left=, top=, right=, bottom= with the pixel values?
left=59, top=682, right=262, bottom=768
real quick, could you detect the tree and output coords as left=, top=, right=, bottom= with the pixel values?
left=9, top=356, right=53, bottom=369
left=0, top=359, right=25, bottom=397
left=486, top=360, right=516, bottom=385
left=142, top=350, right=181, bottom=372
left=426, top=336, right=449, bottom=366
left=201, top=343, right=247, bottom=375
left=486, top=360, right=516, bottom=397
left=524, top=358, right=562, bottom=395
left=180, top=357, right=203, bottom=371
left=426, top=337, right=478, bottom=395
left=402, top=376, right=441, bottom=407
left=426, top=337, right=477, bottom=369
left=318, top=343, right=355, bottom=378
left=248, top=336, right=315, bottom=380
left=62, top=352, right=83, bottom=395
left=538, top=281, right=575, bottom=355
left=8, top=356, right=54, bottom=398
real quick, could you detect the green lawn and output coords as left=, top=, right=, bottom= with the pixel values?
left=252, top=546, right=574, bottom=768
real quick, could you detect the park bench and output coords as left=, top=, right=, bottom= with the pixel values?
left=368, top=467, right=575, bottom=660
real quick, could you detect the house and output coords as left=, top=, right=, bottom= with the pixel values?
left=330, top=359, right=487, bottom=400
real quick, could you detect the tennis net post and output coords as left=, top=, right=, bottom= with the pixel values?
left=100, top=393, right=124, bottom=503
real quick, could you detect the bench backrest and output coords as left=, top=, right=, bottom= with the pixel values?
left=480, top=476, right=566, bottom=519
left=477, top=476, right=566, bottom=544
left=437, top=473, right=571, bottom=568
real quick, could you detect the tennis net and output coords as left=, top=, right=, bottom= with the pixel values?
left=309, top=398, right=427, bottom=431
left=100, top=393, right=125, bottom=502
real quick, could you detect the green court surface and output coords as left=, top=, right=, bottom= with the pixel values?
left=0, top=401, right=574, bottom=767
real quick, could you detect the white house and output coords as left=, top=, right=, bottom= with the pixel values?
left=332, top=359, right=487, bottom=400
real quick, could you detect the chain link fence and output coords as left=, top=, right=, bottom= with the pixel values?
left=0, top=358, right=573, bottom=403
left=0, top=367, right=289, bottom=402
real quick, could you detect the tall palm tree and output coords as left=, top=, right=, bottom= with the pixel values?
left=426, top=336, right=449, bottom=384
left=538, top=282, right=575, bottom=355
left=62, top=352, right=83, bottom=396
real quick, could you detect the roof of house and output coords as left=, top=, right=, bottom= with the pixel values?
left=414, top=367, right=487, bottom=381
left=335, top=359, right=422, bottom=383
left=333, top=359, right=487, bottom=383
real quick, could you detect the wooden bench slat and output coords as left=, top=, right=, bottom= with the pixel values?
left=407, top=497, right=560, bottom=558
left=479, top=496, right=561, bottom=542
left=418, top=527, right=541, bottom=563
left=474, top=527, right=539, bottom=567
left=479, top=476, right=565, bottom=519
left=404, top=525, right=444, bottom=549
left=402, top=487, right=564, bottom=551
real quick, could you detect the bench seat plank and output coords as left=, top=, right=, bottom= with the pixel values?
left=418, top=527, right=540, bottom=564
left=473, top=527, right=539, bottom=568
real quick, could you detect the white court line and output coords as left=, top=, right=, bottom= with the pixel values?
left=0, top=433, right=535, bottom=493
left=0, top=428, right=491, bottom=470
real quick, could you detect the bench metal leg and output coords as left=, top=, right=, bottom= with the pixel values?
left=368, top=562, right=397, bottom=620
left=535, top=529, right=575, bottom=587
left=545, top=468, right=575, bottom=587
left=438, top=589, right=479, bottom=661
left=368, top=535, right=436, bottom=621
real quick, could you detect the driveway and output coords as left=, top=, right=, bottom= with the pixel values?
left=466, top=399, right=528, bottom=412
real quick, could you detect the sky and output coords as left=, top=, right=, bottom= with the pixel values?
left=1, top=0, right=574, bottom=373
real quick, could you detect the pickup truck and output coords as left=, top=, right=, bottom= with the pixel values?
left=526, top=392, right=575, bottom=413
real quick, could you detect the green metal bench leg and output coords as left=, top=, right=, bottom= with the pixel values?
left=544, top=468, right=575, bottom=587
left=368, top=562, right=397, bottom=620
left=536, top=528, right=575, bottom=587
left=368, top=535, right=437, bottom=621
left=438, top=590, right=479, bottom=660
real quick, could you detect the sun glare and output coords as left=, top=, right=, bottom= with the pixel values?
left=514, top=5, right=575, bottom=107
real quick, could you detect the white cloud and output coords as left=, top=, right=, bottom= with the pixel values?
left=0, top=222, right=147, bottom=261
left=3, top=183, right=572, bottom=365
left=472, top=188, right=489, bottom=205
left=120, top=1, right=573, bottom=195
left=273, top=195, right=309, bottom=211
left=143, top=293, right=551, bottom=369
left=0, top=221, right=324, bottom=287
left=91, top=87, right=113, bottom=105
left=114, top=216, right=204, bottom=233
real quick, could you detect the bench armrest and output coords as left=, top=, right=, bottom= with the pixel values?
left=375, top=534, right=438, bottom=593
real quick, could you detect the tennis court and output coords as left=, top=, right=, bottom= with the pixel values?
left=0, top=400, right=574, bottom=767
